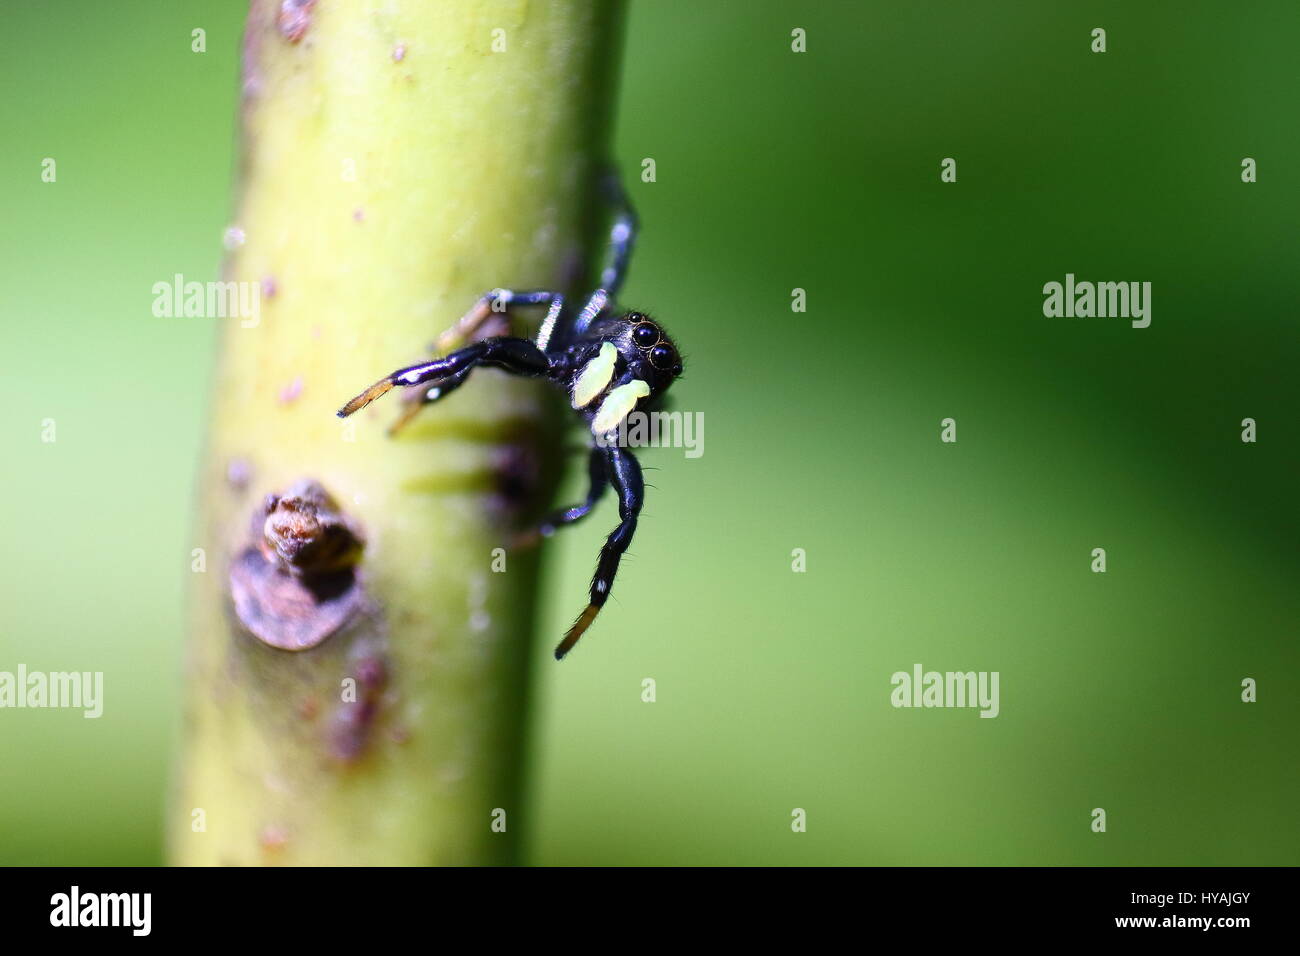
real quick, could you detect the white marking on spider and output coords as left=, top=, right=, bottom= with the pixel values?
left=591, top=379, right=650, bottom=435
left=571, top=341, right=618, bottom=409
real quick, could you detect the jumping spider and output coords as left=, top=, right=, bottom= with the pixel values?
left=338, top=174, right=682, bottom=659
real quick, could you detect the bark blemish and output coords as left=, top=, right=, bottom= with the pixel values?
left=276, top=0, right=317, bottom=43
left=261, top=480, right=363, bottom=575
left=259, top=824, right=289, bottom=853
left=328, top=637, right=390, bottom=762
left=226, top=458, right=252, bottom=491
left=279, top=376, right=303, bottom=405
left=229, top=479, right=366, bottom=651
left=489, top=440, right=542, bottom=523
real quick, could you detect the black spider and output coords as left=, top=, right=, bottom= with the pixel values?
left=337, top=173, right=682, bottom=659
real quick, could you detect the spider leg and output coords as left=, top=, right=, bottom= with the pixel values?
left=572, top=172, right=638, bottom=337
left=597, top=171, right=637, bottom=297
left=534, top=293, right=567, bottom=353
left=435, top=288, right=564, bottom=354
left=573, top=289, right=610, bottom=338
left=510, top=442, right=611, bottom=550
left=374, top=289, right=569, bottom=435
left=337, top=337, right=550, bottom=419
left=554, top=443, right=643, bottom=660
left=539, top=446, right=609, bottom=537
left=385, top=366, right=473, bottom=435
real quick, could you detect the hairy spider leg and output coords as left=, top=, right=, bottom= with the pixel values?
left=337, top=337, right=550, bottom=419
left=554, top=443, right=643, bottom=660
left=571, top=174, right=638, bottom=340
left=539, top=446, right=610, bottom=537
left=385, top=366, right=474, bottom=435
left=597, top=171, right=638, bottom=296
left=436, top=288, right=565, bottom=355
left=534, top=292, right=568, bottom=353
left=379, top=289, right=568, bottom=436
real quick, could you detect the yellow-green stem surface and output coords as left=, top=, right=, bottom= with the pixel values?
left=170, top=0, right=624, bottom=866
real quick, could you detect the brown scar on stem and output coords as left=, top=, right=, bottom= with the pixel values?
left=226, top=458, right=252, bottom=491
left=279, top=376, right=303, bottom=404
left=229, top=479, right=367, bottom=651
left=259, top=824, right=289, bottom=853
left=276, top=0, right=317, bottom=44
left=328, top=637, right=390, bottom=763
left=241, top=0, right=269, bottom=98
left=489, top=440, right=542, bottom=525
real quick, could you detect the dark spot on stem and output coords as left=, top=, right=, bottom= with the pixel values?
left=226, top=458, right=252, bottom=491
left=261, top=479, right=364, bottom=576
left=489, top=440, right=542, bottom=524
left=328, top=638, right=390, bottom=762
left=279, top=376, right=303, bottom=405
left=276, top=0, right=316, bottom=44
left=230, top=479, right=366, bottom=651
left=259, top=825, right=289, bottom=853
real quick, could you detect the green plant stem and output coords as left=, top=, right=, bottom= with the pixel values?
left=169, top=0, right=625, bottom=866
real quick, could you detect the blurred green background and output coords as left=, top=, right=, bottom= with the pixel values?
left=2, top=0, right=1297, bottom=865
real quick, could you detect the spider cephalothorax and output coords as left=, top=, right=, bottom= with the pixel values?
left=338, top=173, right=681, bottom=659
left=558, top=312, right=682, bottom=436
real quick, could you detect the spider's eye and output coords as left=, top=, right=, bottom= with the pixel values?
left=632, top=323, right=659, bottom=349
left=672, top=363, right=683, bottom=377
left=649, top=344, right=677, bottom=370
